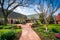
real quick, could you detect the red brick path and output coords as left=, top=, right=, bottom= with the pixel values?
left=17, top=23, right=41, bottom=40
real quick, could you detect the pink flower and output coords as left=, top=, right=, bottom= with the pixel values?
left=55, top=33, right=60, bottom=39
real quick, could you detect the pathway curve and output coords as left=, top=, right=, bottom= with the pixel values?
left=17, top=23, right=41, bottom=40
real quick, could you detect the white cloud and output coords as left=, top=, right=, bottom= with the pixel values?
left=13, top=4, right=42, bottom=15
left=9, top=3, right=18, bottom=10
left=14, top=6, right=37, bottom=15
left=54, top=8, right=60, bottom=16
left=13, top=4, right=60, bottom=16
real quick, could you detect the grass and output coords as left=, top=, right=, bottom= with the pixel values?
left=41, top=24, right=60, bottom=32
left=0, top=24, right=60, bottom=40
left=33, top=24, right=60, bottom=40
left=33, top=24, right=60, bottom=34
left=0, top=24, right=16, bottom=27
left=0, top=24, right=20, bottom=29
left=0, top=24, right=21, bottom=33
left=0, top=29, right=21, bottom=33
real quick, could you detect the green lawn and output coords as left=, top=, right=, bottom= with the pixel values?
left=41, top=24, right=60, bottom=32
left=0, top=29, right=21, bottom=33
left=0, top=24, right=60, bottom=40
left=0, top=24, right=21, bottom=29
left=42, top=24, right=60, bottom=28
left=33, top=24, right=60, bottom=40
left=33, top=24, right=60, bottom=34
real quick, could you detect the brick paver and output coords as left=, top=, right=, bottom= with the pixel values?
left=18, top=23, right=41, bottom=40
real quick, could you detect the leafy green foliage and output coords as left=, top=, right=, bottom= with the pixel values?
left=33, top=24, right=60, bottom=40
left=36, top=20, right=42, bottom=25
left=39, top=13, right=45, bottom=24
left=1, top=31, right=15, bottom=40
left=32, top=19, right=42, bottom=28
left=0, top=24, right=21, bottom=29
left=0, top=29, right=21, bottom=40
left=0, top=21, right=4, bottom=25
left=52, top=28, right=59, bottom=33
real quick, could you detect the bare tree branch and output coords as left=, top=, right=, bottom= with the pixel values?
left=1, top=0, right=6, bottom=16
left=34, top=0, right=60, bottom=32
left=7, top=0, right=16, bottom=10
left=0, top=0, right=31, bottom=25
left=0, top=0, right=1, bottom=5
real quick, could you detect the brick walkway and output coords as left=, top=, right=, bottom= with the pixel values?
left=18, top=23, right=41, bottom=40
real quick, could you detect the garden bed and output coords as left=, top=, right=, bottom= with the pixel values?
left=33, top=24, right=60, bottom=40
left=0, top=29, right=22, bottom=40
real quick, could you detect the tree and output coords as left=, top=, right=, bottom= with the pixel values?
left=35, top=0, right=60, bottom=32
left=0, top=0, right=30, bottom=25
left=39, top=13, right=45, bottom=24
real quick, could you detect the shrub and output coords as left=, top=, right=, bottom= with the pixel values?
left=0, top=31, right=15, bottom=40
left=0, top=29, right=21, bottom=40
left=0, top=24, right=21, bottom=29
left=0, top=26, right=3, bottom=29
left=32, top=24, right=38, bottom=27
left=14, top=21, right=20, bottom=24
left=52, top=28, right=59, bottom=33
left=3, top=26, right=12, bottom=29
left=55, top=33, right=60, bottom=39
left=12, top=26, right=21, bottom=29
left=0, top=20, right=3, bottom=25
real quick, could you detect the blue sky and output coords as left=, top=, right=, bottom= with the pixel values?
left=13, top=0, right=60, bottom=15
left=2, top=0, right=60, bottom=15
left=14, top=0, right=39, bottom=15
left=14, top=5, right=38, bottom=15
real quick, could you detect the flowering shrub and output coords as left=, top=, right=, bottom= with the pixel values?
left=55, top=33, right=60, bottom=39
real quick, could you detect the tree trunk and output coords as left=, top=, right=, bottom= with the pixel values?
left=44, top=18, right=49, bottom=32
left=45, top=23, right=48, bottom=32
left=4, top=17, right=8, bottom=26
left=54, top=17, right=56, bottom=24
